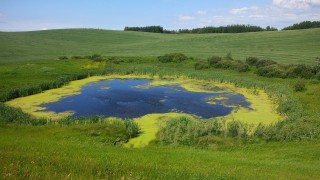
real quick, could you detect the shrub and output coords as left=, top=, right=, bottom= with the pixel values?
left=225, top=52, right=233, bottom=60
left=255, top=64, right=287, bottom=78
left=158, top=55, right=171, bottom=63
left=237, top=63, right=250, bottom=72
left=277, top=117, right=320, bottom=140
left=90, top=54, right=104, bottom=61
left=207, top=56, right=222, bottom=66
left=158, top=53, right=188, bottom=63
left=71, top=55, right=85, bottom=59
left=294, top=80, right=306, bottom=92
left=316, top=72, right=320, bottom=80
left=194, top=61, right=209, bottom=70
left=58, top=56, right=68, bottom=60
left=246, top=57, right=259, bottom=66
left=287, top=64, right=314, bottom=79
left=213, top=59, right=250, bottom=72
left=255, top=59, right=277, bottom=68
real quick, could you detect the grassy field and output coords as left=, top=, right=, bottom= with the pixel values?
left=1, top=29, right=320, bottom=179
left=1, top=28, right=320, bottom=64
left=1, top=125, right=320, bottom=179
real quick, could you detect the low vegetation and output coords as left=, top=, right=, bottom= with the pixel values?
left=158, top=53, right=188, bottom=63
left=195, top=54, right=320, bottom=80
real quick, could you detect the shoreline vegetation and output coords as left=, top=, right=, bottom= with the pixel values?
left=1, top=53, right=318, bottom=143
left=5, top=74, right=282, bottom=147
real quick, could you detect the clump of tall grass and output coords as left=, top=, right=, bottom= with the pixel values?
left=0, top=103, right=140, bottom=145
left=0, top=103, right=47, bottom=125
left=58, top=116, right=140, bottom=145
left=154, top=117, right=255, bottom=148
left=0, top=72, right=94, bottom=102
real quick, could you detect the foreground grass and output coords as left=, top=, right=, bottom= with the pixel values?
left=0, top=57, right=319, bottom=178
left=1, top=28, right=320, bottom=64
left=1, top=125, right=320, bottom=179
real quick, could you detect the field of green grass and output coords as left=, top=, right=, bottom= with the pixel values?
left=1, top=125, right=320, bottom=179
left=1, top=28, right=320, bottom=64
left=1, top=29, right=320, bottom=179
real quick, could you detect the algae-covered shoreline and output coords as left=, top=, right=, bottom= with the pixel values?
left=5, top=74, right=283, bottom=147
left=5, top=74, right=282, bottom=124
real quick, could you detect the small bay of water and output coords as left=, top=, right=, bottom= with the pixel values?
left=41, top=79, right=250, bottom=119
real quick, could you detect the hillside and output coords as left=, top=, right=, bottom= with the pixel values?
left=0, top=28, right=319, bottom=64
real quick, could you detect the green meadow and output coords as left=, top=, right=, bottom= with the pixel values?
left=1, top=28, right=320, bottom=64
left=1, top=28, right=320, bottom=179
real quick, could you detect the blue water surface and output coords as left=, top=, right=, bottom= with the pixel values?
left=41, top=79, right=250, bottom=119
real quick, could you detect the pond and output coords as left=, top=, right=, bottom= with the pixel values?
left=40, top=79, right=250, bottom=119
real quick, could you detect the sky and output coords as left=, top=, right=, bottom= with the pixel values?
left=0, top=0, right=320, bottom=31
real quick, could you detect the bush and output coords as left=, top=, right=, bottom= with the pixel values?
left=90, top=54, right=104, bottom=62
left=225, top=52, right=233, bottom=60
left=207, top=56, right=222, bottom=66
left=316, top=72, right=320, bottom=80
left=287, top=64, right=314, bottom=79
left=237, top=63, right=250, bottom=72
left=246, top=57, right=259, bottom=66
left=294, top=80, right=306, bottom=92
left=214, top=60, right=250, bottom=72
left=58, top=56, right=68, bottom=60
left=194, top=61, right=209, bottom=70
left=255, top=64, right=287, bottom=78
left=255, top=59, right=277, bottom=68
left=277, top=117, right=320, bottom=140
left=71, top=55, right=85, bottom=59
left=158, top=53, right=188, bottom=63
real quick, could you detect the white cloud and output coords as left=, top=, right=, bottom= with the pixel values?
left=178, top=15, right=196, bottom=21
left=196, top=10, right=207, bottom=15
left=272, top=0, right=320, bottom=9
left=230, top=7, right=249, bottom=14
left=230, top=6, right=259, bottom=15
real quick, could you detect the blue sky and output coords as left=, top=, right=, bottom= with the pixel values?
left=0, top=0, right=319, bottom=31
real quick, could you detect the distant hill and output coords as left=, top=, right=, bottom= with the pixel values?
left=0, top=28, right=319, bottom=64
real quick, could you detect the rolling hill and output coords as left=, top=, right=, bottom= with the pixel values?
left=0, top=28, right=319, bottom=64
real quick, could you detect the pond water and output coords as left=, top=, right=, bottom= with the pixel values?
left=41, top=79, right=251, bottom=119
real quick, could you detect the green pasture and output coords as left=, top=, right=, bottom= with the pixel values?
left=1, top=28, right=319, bottom=64
left=1, top=125, right=320, bottom=179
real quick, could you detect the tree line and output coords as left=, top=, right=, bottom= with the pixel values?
left=282, top=21, right=320, bottom=30
left=124, top=21, right=320, bottom=34
left=124, top=26, right=164, bottom=33
left=124, top=24, right=277, bottom=34
left=178, top=24, right=277, bottom=33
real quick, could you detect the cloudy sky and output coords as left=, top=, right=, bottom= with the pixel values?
left=0, top=0, right=319, bottom=31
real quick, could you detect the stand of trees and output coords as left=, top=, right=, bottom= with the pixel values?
left=178, top=25, right=277, bottom=34
left=124, top=26, right=164, bottom=33
left=124, top=25, right=277, bottom=34
left=282, top=21, right=320, bottom=30
left=124, top=21, right=320, bottom=34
